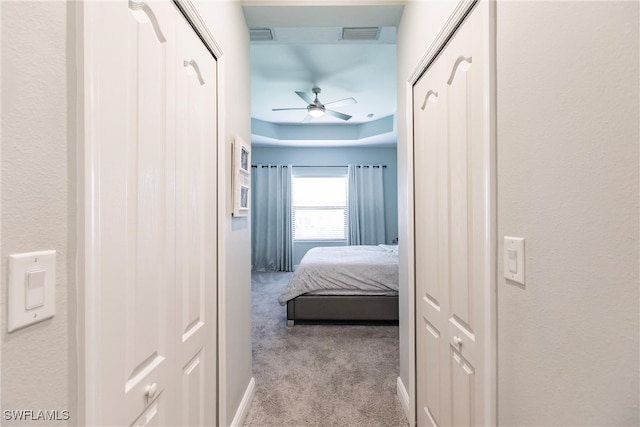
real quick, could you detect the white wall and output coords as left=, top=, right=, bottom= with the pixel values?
left=194, top=2, right=253, bottom=425
left=1, top=1, right=72, bottom=424
left=396, top=0, right=458, bottom=418
left=496, top=1, right=639, bottom=425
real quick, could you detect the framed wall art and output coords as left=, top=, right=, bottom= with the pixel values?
left=232, top=136, right=251, bottom=217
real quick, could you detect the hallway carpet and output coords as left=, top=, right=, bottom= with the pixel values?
left=245, top=271, right=408, bottom=427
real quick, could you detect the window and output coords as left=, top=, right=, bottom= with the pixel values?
left=292, top=176, right=348, bottom=241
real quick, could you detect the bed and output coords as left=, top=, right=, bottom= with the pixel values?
left=278, top=244, right=399, bottom=326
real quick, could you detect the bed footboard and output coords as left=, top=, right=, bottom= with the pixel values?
left=286, top=295, right=399, bottom=326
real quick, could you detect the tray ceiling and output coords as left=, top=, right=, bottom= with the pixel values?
left=244, top=4, right=403, bottom=147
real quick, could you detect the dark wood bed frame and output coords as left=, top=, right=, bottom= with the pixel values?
left=286, top=295, right=399, bottom=326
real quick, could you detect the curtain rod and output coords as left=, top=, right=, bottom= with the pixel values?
left=251, top=165, right=387, bottom=168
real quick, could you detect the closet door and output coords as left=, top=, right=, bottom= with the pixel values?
left=83, top=1, right=217, bottom=425
left=174, top=12, right=218, bottom=427
left=413, top=3, right=492, bottom=426
left=85, top=1, right=177, bottom=424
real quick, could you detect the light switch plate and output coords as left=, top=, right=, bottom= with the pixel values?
left=503, top=237, right=525, bottom=285
left=8, top=250, right=56, bottom=332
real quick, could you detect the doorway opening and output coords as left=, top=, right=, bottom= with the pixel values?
left=243, top=4, right=405, bottom=426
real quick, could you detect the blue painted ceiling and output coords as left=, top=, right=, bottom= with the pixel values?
left=244, top=5, right=403, bottom=147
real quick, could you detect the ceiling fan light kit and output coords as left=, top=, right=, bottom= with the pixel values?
left=272, top=86, right=357, bottom=123
left=308, top=105, right=325, bottom=117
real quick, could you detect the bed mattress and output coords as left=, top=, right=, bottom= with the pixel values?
left=278, top=244, right=399, bottom=305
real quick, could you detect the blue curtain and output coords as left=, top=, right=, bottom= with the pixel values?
left=251, top=165, right=293, bottom=271
left=347, top=165, right=386, bottom=245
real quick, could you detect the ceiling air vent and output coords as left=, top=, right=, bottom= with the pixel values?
left=341, top=27, right=380, bottom=41
left=250, top=28, right=274, bottom=42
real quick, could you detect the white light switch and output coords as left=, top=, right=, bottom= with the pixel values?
left=507, top=249, right=518, bottom=274
left=504, top=237, right=525, bottom=285
left=8, top=250, right=56, bottom=332
left=26, top=269, right=46, bottom=309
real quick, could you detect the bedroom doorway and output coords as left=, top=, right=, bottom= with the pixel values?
left=243, top=4, right=404, bottom=425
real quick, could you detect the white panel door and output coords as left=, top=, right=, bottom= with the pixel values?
left=83, top=1, right=217, bottom=426
left=86, top=1, right=177, bottom=424
left=175, top=12, right=217, bottom=427
left=414, top=3, right=492, bottom=426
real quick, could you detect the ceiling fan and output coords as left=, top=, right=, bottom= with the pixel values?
left=272, top=87, right=357, bottom=123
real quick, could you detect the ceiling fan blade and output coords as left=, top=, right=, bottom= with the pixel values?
left=325, top=109, right=352, bottom=121
left=272, top=107, right=307, bottom=111
left=324, top=97, right=357, bottom=108
left=295, top=91, right=314, bottom=105
left=302, top=114, right=313, bottom=124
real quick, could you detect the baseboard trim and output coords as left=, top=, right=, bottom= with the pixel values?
left=230, top=377, right=255, bottom=427
left=397, top=376, right=411, bottom=425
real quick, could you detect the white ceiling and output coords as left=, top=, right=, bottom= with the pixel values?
left=244, top=5, right=404, bottom=147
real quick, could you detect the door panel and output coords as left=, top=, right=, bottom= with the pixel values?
left=131, top=396, right=165, bottom=427
left=175, top=12, right=217, bottom=427
left=124, top=0, right=173, bottom=412
left=448, top=56, right=472, bottom=337
left=414, top=3, right=490, bottom=426
left=93, top=2, right=177, bottom=423
left=451, top=350, right=474, bottom=427
left=447, top=52, right=479, bottom=363
left=415, top=56, right=449, bottom=427
left=182, top=351, right=206, bottom=426
left=423, top=317, right=442, bottom=426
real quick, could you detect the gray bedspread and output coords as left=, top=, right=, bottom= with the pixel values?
left=278, top=245, right=399, bottom=305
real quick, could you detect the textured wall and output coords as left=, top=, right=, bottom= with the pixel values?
left=194, top=1, right=253, bottom=425
left=1, top=1, right=70, bottom=425
left=496, top=1, right=639, bottom=425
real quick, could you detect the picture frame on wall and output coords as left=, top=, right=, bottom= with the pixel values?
left=240, top=185, right=249, bottom=210
left=232, top=136, right=251, bottom=217
left=240, top=146, right=249, bottom=174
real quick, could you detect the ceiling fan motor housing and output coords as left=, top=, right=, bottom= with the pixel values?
left=311, top=87, right=323, bottom=106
